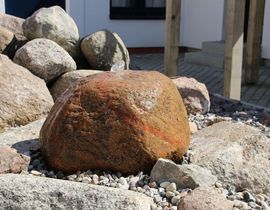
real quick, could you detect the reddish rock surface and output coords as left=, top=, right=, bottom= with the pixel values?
left=0, top=146, right=30, bottom=174
left=172, top=76, right=210, bottom=114
left=40, top=70, right=190, bottom=174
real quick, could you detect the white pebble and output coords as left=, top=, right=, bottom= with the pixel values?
left=30, top=170, right=42, bottom=176
left=118, top=177, right=128, bottom=186
left=160, top=181, right=170, bottom=188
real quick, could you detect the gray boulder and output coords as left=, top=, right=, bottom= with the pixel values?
left=150, top=158, right=217, bottom=189
left=50, top=70, right=103, bottom=100
left=178, top=187, right=234, bottom=210
left=172, top=76, right=210, bottom=114
left=0, top=26, right=14, bottom=53
left=191, top=122, right=270, bottom=197
left=0, top=118, right=45, bottom=154
left=23, top=6, right=80, bottom=57
left=14, top=38, right=76, bottom=83
left=81, top=29, right=130, bottom=70
left=0, top=174, right=154, bottom=210
left=0, top=146, right=30, bottom=174
left=0, top=13, right=24, bottom=35
left=0, top=54, right=53, bottom=132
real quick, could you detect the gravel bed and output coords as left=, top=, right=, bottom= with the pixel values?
left=21, top=94, right=270, bottom=210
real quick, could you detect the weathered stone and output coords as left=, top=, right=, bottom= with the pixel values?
left=14, top=38, right=76, bottom=83
left=40, top=70, right=190, bottom=174
left=191, top=122, right=270, bottom=197
left=0, top=146, right=30, bottom=174
left=81, top=29, right=130, bottom=70
left=0, top=13, right=24, bottom=35
left=0, top=174, right=154, bottom=210
left=0, top=26, right=14, bottom=53
left=150, top=158, right=217, bottom=189
left=0, top=118, right=44, bottom=154
left=178, top=187, right=234, bottom=210
left=50, top=70, right=103, bottom=100
left=0, top=55, right=53, bottom=132
left=189, top=121, right=198, bottom=134
left=172, top=76, right=210, bottom=114
left=23, top=6, right=80, bottom=57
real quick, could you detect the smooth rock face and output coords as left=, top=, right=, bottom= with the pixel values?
left=150, top=159, right=217, bottom=189
left=23, top=6, right=80, bottom=57
left=50, top=70, right=103, bottom=100
left=0, top=174, right=154, bottom=210
left=81, top=29, right=130, bottom=70
left=0, top=54, right=53, bottom=132
left=191, top=122, right=270, bottom=197
left=0, top=13, right=24, bottom=35
left=178, top=187, right=234, bottom=210
left=172, top=76, right=210, bottom=114
left=0, top=119, right=45, bottom=154
left=0, top=146, right=30, bottom=174
left=40, top=71, right=190, bottom=174
left=14, top=38, right=76, bottom=83
left=0, top=26, right=14, bottom=53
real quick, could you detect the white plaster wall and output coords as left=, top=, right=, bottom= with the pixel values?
left=68, top=0, right=224, bottom=48
left=262, top=0, right=270, bottom=59
left=181, top=0, right=225, bottom=49
left=0, top=0, right=5, bottom=13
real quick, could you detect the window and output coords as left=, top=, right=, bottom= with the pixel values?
left=110, top=0, right=166, bottom=20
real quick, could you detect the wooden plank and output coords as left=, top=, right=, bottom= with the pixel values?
left=245, top=0, right=265, bottom=84
left=164, top=0, right=181, bottom=77
left=224, top=0, right=245, bottom=100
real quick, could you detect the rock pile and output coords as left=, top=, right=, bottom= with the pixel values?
left=0, top=6, right=269, bottom=210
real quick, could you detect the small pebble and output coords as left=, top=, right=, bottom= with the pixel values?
left=118, top=177, right=128, bottom=186
left=82, top=177, right=92, bottom=184
left=215, top=181, right=223, bottom=188
left=243, top=191, right=256, bottom=202
left=92, top=174, right=99, bottom=185
left=165, top=191, right=175, bottom=198
left=166, top=183, right=177, bottom=192
left=160, top=181, right=170, bottom=188
left=30, top=170, right=42, bottom=176
left=171, top=195, right=181, bottom=205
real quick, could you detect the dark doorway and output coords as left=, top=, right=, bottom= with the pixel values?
left=5, top=0, right=65, bottom=19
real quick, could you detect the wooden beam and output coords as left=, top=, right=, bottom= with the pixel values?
left=164, top=0, right=181, bottom=77
left=224, top=0, right=245, bottom=100
left=245, top=0, right=265, bottom=84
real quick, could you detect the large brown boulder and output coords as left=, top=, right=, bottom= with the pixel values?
left=0, top=54, right=53, bottom=132
left=172, top=77, right=210, bottom=114
left=40, top=71, right=190, bottom=174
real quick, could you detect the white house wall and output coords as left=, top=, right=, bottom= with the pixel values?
left=181, top=0, right=225, bottom=49
left=262, top=0, right=270, bottom=59
left=68, top=0, right=224, bottom=48
left=0, top=0, right=5, bottom=13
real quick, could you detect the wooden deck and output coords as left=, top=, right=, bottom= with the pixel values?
left=131, top=53, right=270, bottom=108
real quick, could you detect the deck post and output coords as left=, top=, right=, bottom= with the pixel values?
left=224, top=0, right=245, bottom=100
left=245, top=0, right=265, bottom=84
left=164, top=0, right=181, bottom=77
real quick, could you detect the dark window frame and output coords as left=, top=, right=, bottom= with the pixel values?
left=110, top=0, right=166, bottom=20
